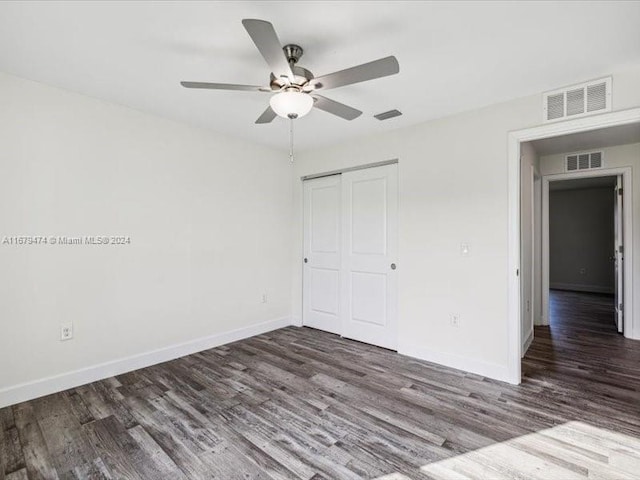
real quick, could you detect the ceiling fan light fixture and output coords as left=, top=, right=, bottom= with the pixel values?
left=270, top=91, right=313, bottom=119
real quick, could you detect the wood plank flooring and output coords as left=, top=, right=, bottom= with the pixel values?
left=1, top=290, right=639, bottom=479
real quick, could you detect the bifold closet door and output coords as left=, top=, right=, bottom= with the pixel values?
left=341, top=164, right=398, bottom=350
left=303, top=175, right=342, bottom=334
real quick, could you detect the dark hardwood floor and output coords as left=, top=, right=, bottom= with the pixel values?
left=1, top=292, right=639, bottom=479
left=549, top=288, right=618, bottom=334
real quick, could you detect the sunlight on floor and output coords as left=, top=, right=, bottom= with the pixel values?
left=418, top=421, right=640, bottom=480
left=375, top=421, right=640, bottom=480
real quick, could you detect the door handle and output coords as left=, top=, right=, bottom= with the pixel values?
left=304, top=258, right=308, bottom=263
left=390, top=263, right=397, bottom=270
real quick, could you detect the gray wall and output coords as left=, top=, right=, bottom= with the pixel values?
left=549, top=187, right=614, bottom=293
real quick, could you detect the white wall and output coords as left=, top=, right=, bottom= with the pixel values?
left=292, top=67, right=640, bottom=381
left=0, top=72, right=293, bottom=405
left=549, top=187, right=614, bottom=293
left=540, top=142, right=640, bottom=337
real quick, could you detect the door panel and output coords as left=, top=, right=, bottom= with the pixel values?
left=309, top=268, right=340, bottom=315
left=351, top=272, right=387, bottom=326
left=303, top=175, right=342, bottom=334
left=351, top=177, right=387, bottom=254
left=341, top=164, right=398, bottom=349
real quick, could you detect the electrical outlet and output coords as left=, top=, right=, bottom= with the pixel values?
left=60, top=322, right=73, bottom=341
left=579, top=268, right=586, bottom=275
left=261, top=293, right=268, bottom=304
left=450, top=315, right=460, bottom=328
left=460, top=243, right=470, bottom=257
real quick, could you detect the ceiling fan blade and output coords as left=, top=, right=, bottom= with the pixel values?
left=180, top=81, right=268, bottom=92
left=312, top=95, right=362, bottom=120
left=242, top=19, right=294, bottom=81
left=310, top=56, right=399, bottom=90
left=255, top=105, right=277, bottom=124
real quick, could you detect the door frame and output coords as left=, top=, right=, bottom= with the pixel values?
left=541, top=167, right=632, bottom=335
left=508, top=107, right=640, bottom=384
left=520, top=163, right=537, bottom=358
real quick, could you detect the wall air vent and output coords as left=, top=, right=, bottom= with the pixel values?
left=565, top=151, right=604, bottom=172
left=374, top=109, right=402, bottom=121
left=543, top=77, right=611, bottom=123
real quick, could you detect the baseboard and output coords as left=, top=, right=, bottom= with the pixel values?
left=550, top=283, right=614, bottom=294
left=291, top=315, right=303, bottom=327
left=522, top=329, right=534, bottom=358
left=0, top=316, right=293, bottom=409
left=398, top=342, right=512, bottom=384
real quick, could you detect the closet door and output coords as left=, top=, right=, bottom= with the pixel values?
left=303, top=175, right=342, bottom=334
left=341, top=164, right=398, bottom=350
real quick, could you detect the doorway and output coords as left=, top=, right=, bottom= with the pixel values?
left=547, top=175, right=620, bottom=333
left=509, top=109, right=640, bottom=384
left=540, top=167, right=631, bottom=337
left=302, top=163, right=399, bottom=350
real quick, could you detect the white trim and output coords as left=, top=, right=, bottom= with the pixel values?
left=0, top=316, right=293, bottom=409
left=549, top=283, right=615, bottom=294
left=522, top=329, right=534, bottom=358
left=541, top=177, right=551, bottom=326
left=520, top=162, right=536, bottom=358
left=541, top=166, right=633, bottom=337
left=399, top=342, right=511, bottom=383
left=508, top=107, right=640, bottom=385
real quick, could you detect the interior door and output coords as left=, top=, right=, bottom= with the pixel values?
left=303, top=175, right=342, bottom=334
left=614, top=174, right=624, bottom=333
left=341, top=164, right=398, bottom=350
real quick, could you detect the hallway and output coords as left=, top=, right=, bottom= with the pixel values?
left=524, top=289, right=638, bottom=410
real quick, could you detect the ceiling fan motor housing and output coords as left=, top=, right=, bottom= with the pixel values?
left=269, top=44, right=313, bottom=91
left=270, top=65, right=314, bottom=91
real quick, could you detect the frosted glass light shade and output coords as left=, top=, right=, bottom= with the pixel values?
left=270, top=91, right=313, bottom=119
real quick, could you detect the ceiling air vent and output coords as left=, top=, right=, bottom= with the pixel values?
left=543, top=77, right=611, bottom=123
left=565, top=151, right=604, bottom=172
left=374, top=109, right=402, bottom=121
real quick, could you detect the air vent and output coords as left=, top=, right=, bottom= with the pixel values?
left=374, top=109, right=402, bottom=121
left=546, top=94, right=564, bottom=120
left=565, top=151, right=604, bottom=172
left=543, top=77, right=611, bottom=123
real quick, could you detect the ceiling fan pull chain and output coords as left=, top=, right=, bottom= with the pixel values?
left=289, top=117, right=294, bottom=163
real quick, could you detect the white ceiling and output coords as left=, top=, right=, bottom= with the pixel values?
left=1, top=1, right=639, bottom=151
left=531, top=123, right=640, bottom=156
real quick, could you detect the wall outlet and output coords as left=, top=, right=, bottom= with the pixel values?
left=460, top=243, right=471, bottom=257
left=450, top=315, right=460, bottom=328
left=579, top=268, right=586, bottom=275
left=261, top=293, right=268, bottom=304
left=60, top=322, right=73, bottom=341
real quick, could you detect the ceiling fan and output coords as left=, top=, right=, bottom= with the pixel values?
left=181, top=19, right=400, bottom=124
